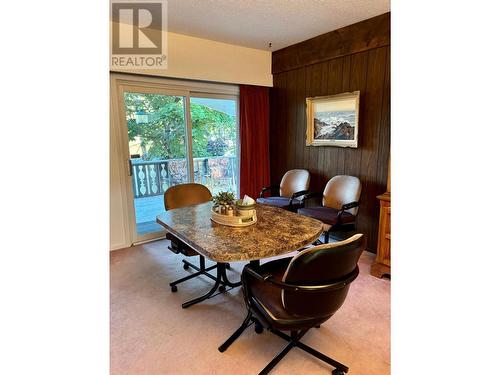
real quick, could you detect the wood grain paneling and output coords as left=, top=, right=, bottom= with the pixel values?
left=272, top=13, right=390, bottom=74
left=269, top=14, right=390, bottom=252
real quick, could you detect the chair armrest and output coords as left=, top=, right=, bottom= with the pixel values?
left=259, top=185, right=279, bottom=198
left=341, top=201, right=359, bottom=211
left=288, top=190, right=309, bottom=207
left=291, top=190, right=309, bottom=200
left=243, top=266, right=267, bottom=282
left=336, top=201, right=359, bottom=225
left=301, top=191, right=322, bottom=202
left=243, top=265, right=359, bottom=292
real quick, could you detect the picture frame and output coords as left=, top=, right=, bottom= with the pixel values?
left=306, top=91, right=360, bottom=148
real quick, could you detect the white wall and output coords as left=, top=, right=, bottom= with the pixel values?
left=111, top=26, right=273, bottom=87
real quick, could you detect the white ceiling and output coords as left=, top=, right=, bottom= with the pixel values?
left=167, top=0, right=390, bottom=51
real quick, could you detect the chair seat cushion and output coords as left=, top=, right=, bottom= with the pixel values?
left=297, top=206, right=355, bottom=226
left=244, top=258, right=330, bottom=330
left=256, top=196, right=302, bottom=210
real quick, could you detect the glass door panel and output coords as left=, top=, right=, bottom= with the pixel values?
left=190, top=97, right=239, bottom=196
left=123, top=91, right=189, bottom=238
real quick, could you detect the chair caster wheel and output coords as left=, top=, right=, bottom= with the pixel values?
left=183, top=263, right=189, bottom=270
left=218, top=285, right=226, bottom=292
left=171, top=285, right=178, bottom=292
left=255, top=324, right=264, bottom=334
left=225, top=263, right=230, bottom=269
left=332, top=369, right=345, bottom=375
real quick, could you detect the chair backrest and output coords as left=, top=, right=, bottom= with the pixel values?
left=279, top=169, right=310, bottom=198
left=281, top=234, right=364, bottom=318
left=164, top=183, right=212, bottom=210
left=322, top=175, right=362, bottom=215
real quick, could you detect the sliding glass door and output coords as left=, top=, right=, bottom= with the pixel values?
left=115, top=78, right=239, bottom=243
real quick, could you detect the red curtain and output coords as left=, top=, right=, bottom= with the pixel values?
left=239, top=84, right=270, bottom=199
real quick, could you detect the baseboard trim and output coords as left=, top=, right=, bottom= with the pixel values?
left=110, top=242, right=130, bottom=251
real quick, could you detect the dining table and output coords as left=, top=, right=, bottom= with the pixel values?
left=156, top=201, right=323, bottom=308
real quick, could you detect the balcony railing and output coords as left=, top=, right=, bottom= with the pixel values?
left=131, top=156, right=238, bottom=198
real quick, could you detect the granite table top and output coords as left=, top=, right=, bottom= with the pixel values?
left=156, top=202, right=323, bottom=263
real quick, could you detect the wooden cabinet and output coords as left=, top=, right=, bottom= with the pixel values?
left=371, top=192, right=391, bottom=278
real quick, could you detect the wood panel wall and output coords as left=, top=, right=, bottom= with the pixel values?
left=269, top=13, right=390, bottom=252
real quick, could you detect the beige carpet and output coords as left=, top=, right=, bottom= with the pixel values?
left=110, top=239, right=390, bottom=375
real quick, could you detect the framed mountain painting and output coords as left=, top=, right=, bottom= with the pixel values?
left=306, top=91, right=360, bottom=147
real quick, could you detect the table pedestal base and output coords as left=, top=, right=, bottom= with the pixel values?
left=169, top=256, right=219, bottom=292
left=181, top=262, right=242, bottom=309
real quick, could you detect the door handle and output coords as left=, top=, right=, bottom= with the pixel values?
left=127, top=154, right=141, bottom=176
left=128, top=159, right=133, bottom=176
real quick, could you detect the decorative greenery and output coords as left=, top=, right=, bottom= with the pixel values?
left=206, top=138, right=228, bottom=156
left=212, top=191, right=235, bottom=206
left=124, top=93, right=236, bottom=160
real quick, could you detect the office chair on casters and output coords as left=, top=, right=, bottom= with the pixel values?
left=256, top=169, right=310, bottom=212
left=298, top=175, right=362, bottom=243
left=164, top=183, right=228, bottom=292
left=219, top=234, right=365, bottom=375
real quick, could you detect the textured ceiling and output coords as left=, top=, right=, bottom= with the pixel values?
left=167, top=0, right=390, bottom=51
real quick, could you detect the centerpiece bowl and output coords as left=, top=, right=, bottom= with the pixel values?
left=235, top=199, right=256, bottom=211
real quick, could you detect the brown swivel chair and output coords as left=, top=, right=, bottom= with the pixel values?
left=219, top=234, right=365, bottom=375
left=257, top=169, right=310, bottom=211
left=298, top=175, right=362, bottom=243
left=164, top=183, right=218, bottom=292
